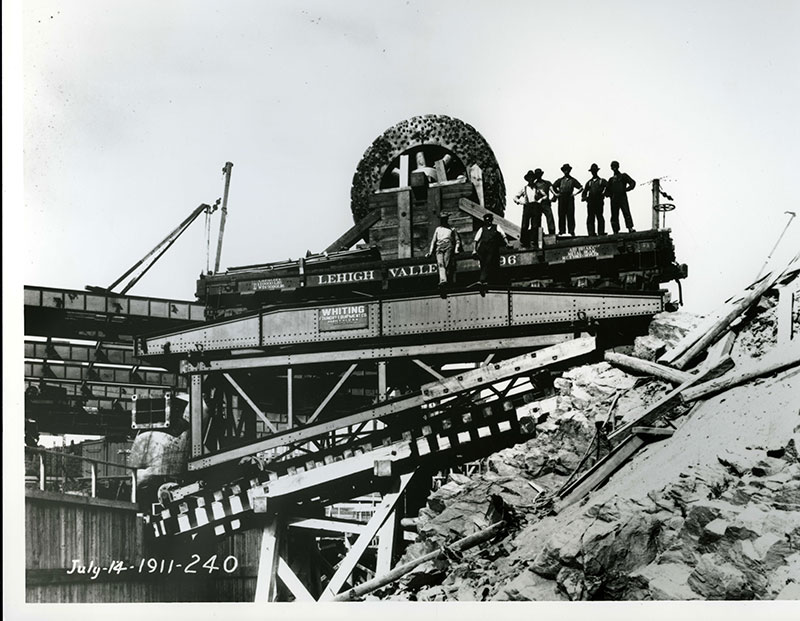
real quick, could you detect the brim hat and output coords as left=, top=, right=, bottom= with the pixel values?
left=533, top=168, right=544, bottom=177
left=561, top=164, right=572, bottom=173
left=524, top=170, right=536, bottom=182
left=589, top=163, right=600, bottom=172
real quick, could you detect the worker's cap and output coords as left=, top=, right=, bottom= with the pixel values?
left=482, top=213, right=494, bottom=223
left=524, top=169, right=536, bottom=182
left=533, top=168, right=544, bottom=177
left=561, top=163, right=572, bottom=173
left=610, top=160, right=620, bottom=168
left=589, top=163, right=600, bottom=172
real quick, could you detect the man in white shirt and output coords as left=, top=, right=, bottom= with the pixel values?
left=514, top=170, right=539, bottom=248
left=428, top=214, right=462, bottom=286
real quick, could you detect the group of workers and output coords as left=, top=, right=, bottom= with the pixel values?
left=514, top=161, right=636, bottom=245
left=426, top=161, right=637, bottom=287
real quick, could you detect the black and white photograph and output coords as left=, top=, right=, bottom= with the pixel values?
left=4, top=0, right=800, bottom=617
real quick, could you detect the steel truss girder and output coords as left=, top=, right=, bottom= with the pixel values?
left=138, top=288, right=661, bottom=357
left=180, top=333, right=576, bottom=373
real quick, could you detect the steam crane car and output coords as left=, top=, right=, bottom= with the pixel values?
left=131, top=115, right=686, bottom=562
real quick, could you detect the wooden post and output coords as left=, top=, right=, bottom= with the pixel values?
left=427, top=186, right=442, bottom=249
left=651, top=178, right=660, bottom=230
left=90, top=462, right=97, bottom=498
left=469, top=164, right=485, bottom=207
left=287, top=367, right=293, bottom=429
left=777, top=281, right=799, bottom=347
left=398, top=154, right=410, bottom=188
left=397, top=190, right=413, bottom=259
left=319, top=471, right=415, bottom=600
left=39, top=454, right=45, bottom=491
left=130, top=471, right=137, bottom=504
left=377, top=361, right=387, bottom=402
left=255, top=515, right=282, bottom=602
left=375, top=507, right=397, bottom=576
left=434, top=158, right=448, bottom=184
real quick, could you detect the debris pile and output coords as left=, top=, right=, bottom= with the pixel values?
left=379, top=266, right=800, bottom=601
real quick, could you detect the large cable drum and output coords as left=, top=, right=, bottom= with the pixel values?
left=350, top=114, right=506, bottom=222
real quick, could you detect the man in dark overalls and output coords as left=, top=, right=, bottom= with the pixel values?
left=473, top=213, right=507, bottom=286
left=581, top=163, right=607, bottom=236
left=553, top=163, right=583, bottom=237
left=606, top=160, right=636, bottom=234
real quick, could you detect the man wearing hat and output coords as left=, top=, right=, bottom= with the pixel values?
left=513, top=170, right=540, bottom=248
left=581, top=164, right=608, bottom=236
left=605, top=161, right=636, bottom=234
left=473, top=213, right=507, bottom=285
left=428, top=214, right=462, bottom=287
left=553, top=163, right=583, bottom=237
left=531, top=168, right=556, bottom=239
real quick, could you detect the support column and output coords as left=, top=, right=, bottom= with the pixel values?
left=651, top=178, right=660, bottom=230
left=287, top=366, right=293, bottom=429
left=319, top=470, right=415, bottom=600
left=190, top=374, right=203, bottom=457
left=377, top=361, right=387, bottom=402
left=254, top=514, right=282, bottom=602
left=375, top=507, right=398, bottom=576
left=397, top=190, right=413, bottom=259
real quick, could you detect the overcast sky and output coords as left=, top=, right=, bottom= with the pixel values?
left=13, top=0, right=800, bottom=314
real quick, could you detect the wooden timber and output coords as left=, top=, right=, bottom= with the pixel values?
left=608, top=355, right=733, bottom=448
left=459, top=197, right=521, bottom=239
left=604, top=351, right=693, bottom=385
left=324, top=209, right=382, bottom=253
left=669, top=271, right=782, bottom=370
left=556, top=435, right=647, bottom=511
left=681, top=354, right=800, bottom=402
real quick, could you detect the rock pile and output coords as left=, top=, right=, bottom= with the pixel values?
left=379, top=287, right=800, bottom=601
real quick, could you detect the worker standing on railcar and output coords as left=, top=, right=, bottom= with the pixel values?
left=553, top=163, right=583, bottom=237
left=428, top=214, right=462, bottom=287
left=606, top=160, right=636, bottom=234
left=581, top=163, right=608, bottom=236
left=514, top=170, right=540, bottom=248
left=473, top=213, right=507, bottom=286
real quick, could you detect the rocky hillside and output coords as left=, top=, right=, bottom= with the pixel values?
left=378, top=276, right=800, bottom=601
